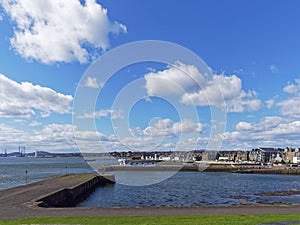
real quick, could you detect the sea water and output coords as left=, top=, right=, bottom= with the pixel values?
left=79, top=171, right=300, bottom=207
left=0, top=157, right=93, bottom=190
left=0, top=157, right=299, bottom=207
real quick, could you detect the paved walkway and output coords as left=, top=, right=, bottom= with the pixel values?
left=1, top=204, right=300, bottom=220
left=0, top=174, right=299, bottom=220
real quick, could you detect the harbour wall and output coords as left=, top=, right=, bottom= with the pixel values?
left=99, top=164, right=300, bottom=175
left=235, top=168, right=300, bottom=175
left=187, top=164, right=300, bottom=175
left=35, top=174, right=115, bottom=207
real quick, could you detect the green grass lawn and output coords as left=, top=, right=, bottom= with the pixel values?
left=1, top=214, right=300, bottom=225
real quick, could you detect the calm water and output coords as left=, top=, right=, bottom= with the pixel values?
left=79, top=171, right=300, bottom=207
left=0, top=157, right=299, bottom=207
left=0, top=157, right=93, bottom=190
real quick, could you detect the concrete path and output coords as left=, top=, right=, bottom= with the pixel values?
left=0, top=174, right=299, bottom=220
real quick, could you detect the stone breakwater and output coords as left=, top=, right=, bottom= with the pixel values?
left=35, top=174, right=115, bottom=207
left=0, top=173, right=115, bottom=209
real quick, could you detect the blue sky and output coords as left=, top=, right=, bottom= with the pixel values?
left=1, top=0, right=300, bottom=153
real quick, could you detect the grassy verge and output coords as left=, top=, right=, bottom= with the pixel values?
left=1, top=214, right=300, bottom=225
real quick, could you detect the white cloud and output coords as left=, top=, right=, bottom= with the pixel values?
left=265, top=99, right=275, bottom=109
left=182, top=74, right=261, bottom=112
left=175, top=136, right=210, bottom=150
left=260, top=79, right=300, bottom=119
left=1, top=0, right=126, bottom=64
left=0, top=122, right=65, bottom=151
left=144, top=62, right=261, bottom=113
left=222, top=116, right=300, bottom=149
left=235, top=121, right=253, bottom=131
left=276, top=78, right=300, bottom=118
left=283, top=79, right=300, bottom=94
left=77, top=109, right=123, bottom=119
left=185, top=74, right=242, bottom=105
left=0, top=73, right=73, bottom=118
left=145, top=61, right=208, bottom=96
left=0, top=123, right=108, bottom=152
left=259, top=116, right=283, bottom=129
left=29, top=120, right=41, bottom=127
left=269, top=64, right=278, bottom=74
left=0, top=121, right=204, bottom=153
left=0, top=123, right=27, bottom=144
left=125, top=118, right=203, bottom=151
left=32, top=123, right=115, bottom=152
left=277, top=96, right=300, bottom=118
left=84, top=77, right=102, bottom=89
left=4, top=115, right=300, bottom=153
left=34, top=123, right=76, bottom=144
left=140, top=118, right=203, bottom=137
left=10, top=116, right=291, bottom=152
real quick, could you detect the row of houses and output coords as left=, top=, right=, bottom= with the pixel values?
left=113, top=147, right=300, bottom=164
left=217, top=147, right=300, bottom=164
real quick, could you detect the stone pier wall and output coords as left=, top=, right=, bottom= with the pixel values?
left=36, top=174, right=115, bottom=207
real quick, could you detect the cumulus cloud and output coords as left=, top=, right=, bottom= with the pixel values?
left=0, top=123, right=75, bottom=152
left=0, top=74, right=73, bottom=118
left=235, top=121, right=253, bottom=131
left=77, top=109, right=123, bottom=119
left=265, top=99, right=275, bottom=109
left=1, top=0, right=126, bottom=64
left=33, top=123, right=117, bottom=152
left=1, top=123, right=115, bottom=152
left=84, top=77, right=102, bottom=89
left=259, top=79, right=300, bottom=118
left=34, top=123, right=76, bottom=144
left=182, top=74, right=261, bottom=112
left=134, top=118, right=203, bottom=138
left=0, top=120, right=204, bottom=153
left=144, top=62, right=261, bottom=113
left=283, top=79, right=300, bottom=94
left=276, top=79, right=300, bottom=118
left=278, top=96, right=300, bottom=118
left=0, top=123, right=26, bottom=144
left=29, top=120, right=41, bottom=127
left=222, top=116, right=300, bottom=149
left=145, top=61, right=208, bottom=96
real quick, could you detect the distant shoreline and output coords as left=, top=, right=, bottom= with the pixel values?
left=99, top=163, right=300, bottom=175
